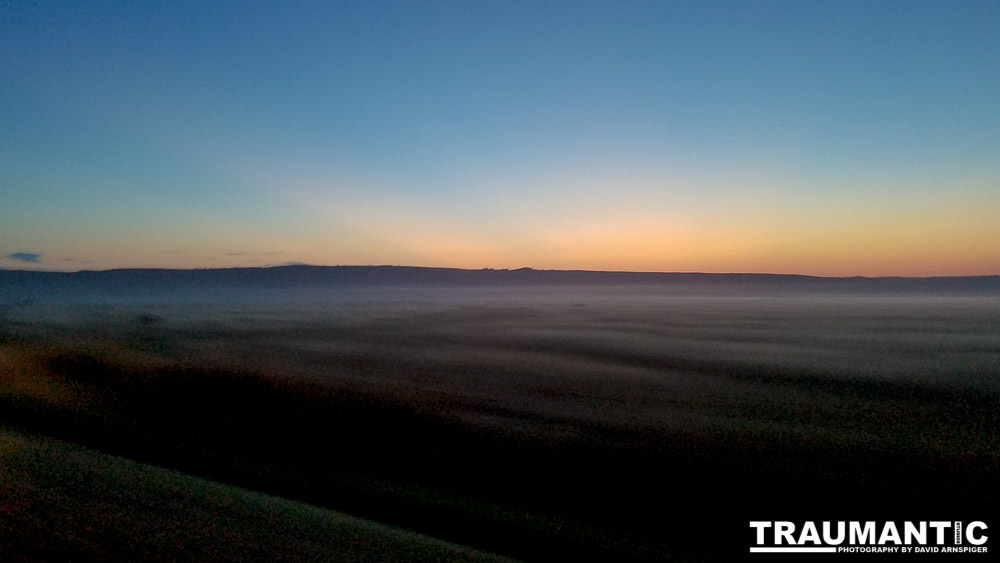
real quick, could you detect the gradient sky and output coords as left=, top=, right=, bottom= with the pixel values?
left=2, top=1, right=999, bottom=276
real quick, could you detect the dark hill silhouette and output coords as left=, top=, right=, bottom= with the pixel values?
left=2, top=265, right=999, bottom=303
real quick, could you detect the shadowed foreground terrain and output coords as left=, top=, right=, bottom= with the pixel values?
left=1, top=268, right=998, bottom=560
left=0, top=427, right=512, bottom=562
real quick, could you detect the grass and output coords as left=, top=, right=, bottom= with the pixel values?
left=1, top=294, right=998, bottom=560
left=0, top=426, right=513, bottom=562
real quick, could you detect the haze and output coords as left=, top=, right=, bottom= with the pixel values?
left=3, top=272, right=998, bottom=559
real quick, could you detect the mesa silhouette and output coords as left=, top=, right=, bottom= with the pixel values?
left=3, top=265, right=999, bottom=303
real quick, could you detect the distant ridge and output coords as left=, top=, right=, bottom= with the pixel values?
left=1, top=265, right=999, bottom=302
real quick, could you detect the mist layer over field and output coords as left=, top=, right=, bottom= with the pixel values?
left=2, top=281, right=998, bottom=560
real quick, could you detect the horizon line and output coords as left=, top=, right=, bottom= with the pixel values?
left=2, top=264, right=999, bottom=280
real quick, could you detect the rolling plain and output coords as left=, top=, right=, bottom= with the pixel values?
left=2, top=267, right=998, bottom=560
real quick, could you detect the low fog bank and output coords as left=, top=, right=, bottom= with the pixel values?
left=2, top=281, right=998, bottom=560
left=3, top=265, right=999, bottom=306
left=4, top=290, right=998, bottom=454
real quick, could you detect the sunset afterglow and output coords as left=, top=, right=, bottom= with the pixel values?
left=3, top=2, right=999, bottom=275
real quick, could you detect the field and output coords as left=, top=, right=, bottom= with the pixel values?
left=1, top=282, right=998, bottom=560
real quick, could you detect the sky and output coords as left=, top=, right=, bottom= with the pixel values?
left=2, top=1, right=999, bottom=276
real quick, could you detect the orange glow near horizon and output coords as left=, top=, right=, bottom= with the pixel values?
left=5, top=206, right=998, bottom=277
left=4, top=164, right=998, bottom=277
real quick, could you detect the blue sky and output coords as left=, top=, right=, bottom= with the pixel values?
left=2, top=1, right=999, bottom=274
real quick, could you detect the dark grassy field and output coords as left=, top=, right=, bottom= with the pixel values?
left=0, top=427, right=514, bottom=562
left=1, top=285, right=998, bottom=560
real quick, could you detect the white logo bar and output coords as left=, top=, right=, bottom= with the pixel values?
left=750, top=547, right=838, bottom=553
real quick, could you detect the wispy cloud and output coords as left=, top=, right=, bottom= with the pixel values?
left=6, top=252, right=41, bottom=263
